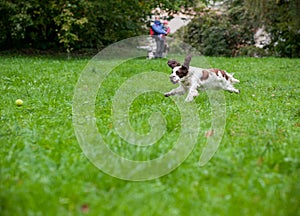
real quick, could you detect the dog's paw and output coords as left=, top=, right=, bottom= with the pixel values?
left=164, top=92, right=171, bottom=97
left=232, top=89, right=240, bottom=94
left=227, top=88, right=240, bottom=94
left=191, top=90, right=199, bottom=97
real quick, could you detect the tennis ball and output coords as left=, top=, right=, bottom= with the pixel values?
left=15, top=99, right=23, bottom=106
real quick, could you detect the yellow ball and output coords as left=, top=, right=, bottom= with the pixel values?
left=15, top=99, right=23, bottom=106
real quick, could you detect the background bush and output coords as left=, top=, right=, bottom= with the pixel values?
left=177, top=0, right=259, bottom=57
left=0, top=0, right=91, bottom=51
left=0, top=0, right=199, bottom=53
left=1, top=0, right=299, bottom=57
left=175, top=0, right=300, bottom=57
left=262, top=0, right=300, bottom=58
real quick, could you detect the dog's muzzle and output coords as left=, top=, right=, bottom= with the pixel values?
left=169, top=75, right=179, bottom=84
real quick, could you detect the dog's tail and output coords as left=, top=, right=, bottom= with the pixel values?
left=183, top=55, right=192, bottom=69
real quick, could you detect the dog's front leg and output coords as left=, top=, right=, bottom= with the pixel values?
left=227, top=87, right=240, bottom=94
left=164, top=86, right=186, bottom=97
left=185, top=85, right=199, bottom=102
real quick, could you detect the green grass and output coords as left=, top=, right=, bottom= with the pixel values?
left=1, top=55, right=300, bottom=215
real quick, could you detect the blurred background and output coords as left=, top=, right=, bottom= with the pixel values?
left=1, top=0, right=299, bottom=57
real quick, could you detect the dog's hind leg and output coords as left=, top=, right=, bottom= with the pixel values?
left=225, top=86, right=240, bottom=94
left=185, top=85, right=199, bottom=102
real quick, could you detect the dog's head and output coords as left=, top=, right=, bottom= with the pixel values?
left=167, top=55, right=192, bottom=84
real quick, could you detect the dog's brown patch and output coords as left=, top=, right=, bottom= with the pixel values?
left=209, top=68, right=229, bottom=80
left=201, top=70, right=209, bottom=81
left=176, top=66, right=188, bottom=78
left=167, top=60, right=181, bottom=69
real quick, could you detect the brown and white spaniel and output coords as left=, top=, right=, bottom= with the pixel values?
left=165, top=55, right=240, bottom=102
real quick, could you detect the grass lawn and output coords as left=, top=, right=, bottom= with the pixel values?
left=1, top=55, right=300, bottom=215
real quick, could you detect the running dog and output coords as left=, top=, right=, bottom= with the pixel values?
left=164, top=55, right=240, bottom=102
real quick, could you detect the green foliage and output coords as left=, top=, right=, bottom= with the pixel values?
left=267, top=0, right=300, bottom=57
left=180, top=3, right=256, bottom=57
left=2, top=0, right=299, bottom=56
left=236, top=46, right=269, bottom=57
left=1, top=56, right=300, bottom=215
left=201, top=25, right=231, bottom=56
left=243, top=0, right=300, bottom=57
left=0, top=0, right=90, bottom=51
left=53, top=2, right=88, bottom=53
left=0, top=0, right=199, bottom=52
left=178, top=0, right=300, bottom=57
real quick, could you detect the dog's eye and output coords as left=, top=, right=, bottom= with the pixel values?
left=176, top=68, right=188, bottom=78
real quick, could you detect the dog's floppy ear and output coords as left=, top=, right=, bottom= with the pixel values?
left=167, top=60, right=181, bottom=69
left=182, top=55, right=192, bottom=70
left=175, top=55, right=191, bottom=77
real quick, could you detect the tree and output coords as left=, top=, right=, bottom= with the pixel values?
left=180, top=0, right=258, bottom=56
left=179, top=0, right=300, bottom=57
left=0, top=0, right=201, bottom=52
left=242, top=0, right=300, bottom=57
